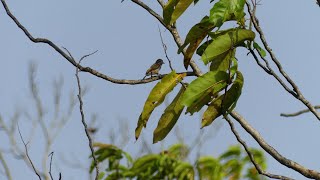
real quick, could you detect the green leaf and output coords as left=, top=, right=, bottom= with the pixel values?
left=201, top=71, right=244, bottom=128
left=163, top=0, right=179, bottom=25
left=135, top=71, right=186, bottom=140
left=178, top=17, right=215, bottom=69
left=131, top=154, right=160, bottom=172
left=202, top=28, right=255, bottom=65
left=167, top=144, right=189, bottom=160
left=210, top=49, right=236, bottom=72
left=253, top=42, right=267, bottom=58
left=196, top=40, right=213, bottom=56
left=163, top=0, right=194, bottom=25
left=181, top=71, right=229, bottom=109
left=153, top=85, right=186, bottom=143
left=196, top=156, right=223, bottom=180
left=186, top=90, right=212, bottom=115
left=174, top=162, right=194, bottom=180
left=219, top=145, right=241, bottom=160
left=209, top=0, right=246, bottom=27
left=98, top=172, right=105, bottom=180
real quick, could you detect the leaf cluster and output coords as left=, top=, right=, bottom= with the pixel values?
left=90, top=143, right=267, bottom=180
left=135, top=0, right=268, bottom=143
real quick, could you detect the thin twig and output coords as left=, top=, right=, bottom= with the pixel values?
left=158, top=25, right=174, bottom=71
left=246, top=1, right=320, bottom=121
left=224, top=115, right=293, bottom=180
left=131, top=0, right=203, bottom=76
left=75, top=52, right=99, bottom=180
left=281, top=105, right=320, bottom=117
left=17, top=124, right=42, bottom=180
left=230, top=111, right=320, bottom=179
left=48, top=152, right=54, bottom=180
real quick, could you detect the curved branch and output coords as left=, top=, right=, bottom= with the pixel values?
left=224, top=115, right=293, bottom=180
left=230, top=111, right=320, bottom=179
left=0, top=0, right=195, bottom=85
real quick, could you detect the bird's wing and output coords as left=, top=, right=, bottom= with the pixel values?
left=146, top=63, right=160, bottom=75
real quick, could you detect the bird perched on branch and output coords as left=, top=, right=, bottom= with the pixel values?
left=143, top=59, right=165, bottom=79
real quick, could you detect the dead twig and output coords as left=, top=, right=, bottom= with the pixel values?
left=281, top=105, right=320, bottom=117
left=17, top=124, right=42, bottom=180
left=74, top=51, right=99, bottom=180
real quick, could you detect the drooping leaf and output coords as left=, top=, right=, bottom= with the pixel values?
left=219, top=145, right=241, bottom=160
left=167, top=144, right=189, bottom=160
left=210, top=49, right=236, bottom=72
left=135, top=71, right=186, bottom=140
left=130, top=154, right=160, bottom=173
left=253, top=42, right=267, bottom=58
left=163, top=0, right=194, bottom=25
left=174, top=162, right=194, bottom=180
left=196, top=40, right=213, bottom=56
left=197, top=156, right=223, bottom=180
left=163, top=0, right=179, bottom=25
left=153, top=85, right=186, bottom=143
left=178, top=16, right=215, bottom=69
left=186, top=90, right=212, bottom=115
left=202, top=28, right=255, bottom=65
left=209, top=0, right=246, bottom=27
left=201, top=71, right=244, bottom=128
left=181, top=71, right=229, bottom=109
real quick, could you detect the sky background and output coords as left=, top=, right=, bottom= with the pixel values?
left=1, top=0, right=320, bottom=179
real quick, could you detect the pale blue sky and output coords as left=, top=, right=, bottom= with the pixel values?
left=1, top=0, right=320, bottom=179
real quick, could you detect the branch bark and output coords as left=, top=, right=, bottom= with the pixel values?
left=230, top=111, right=320, bottom=179
left=224, top=115, right=293, bottom=180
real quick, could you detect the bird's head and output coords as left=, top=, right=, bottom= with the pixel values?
left=156, top=59, right=165, bottom=65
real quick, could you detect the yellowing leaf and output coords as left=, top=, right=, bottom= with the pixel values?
left=135, top=71, right=186, bottom=140
left=201, top=71, right=243, bottom=128
left=163, top=0, right=194, bottom=25
left=153, top=85, right=186, bottom=143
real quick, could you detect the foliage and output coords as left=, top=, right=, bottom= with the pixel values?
left=90, top=143, right=267, bottom=180
left=136, top=0, right=266, bottom=142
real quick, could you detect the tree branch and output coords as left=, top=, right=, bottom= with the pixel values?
left=75, top=52, right=99, bottom=180
left=246, top=1, right=320, bottom=121
left=0, top=0, right=194, bottom=85
left=280, top=105, right=320, bottom=117
left=230, top=111, right=320, bottom=179
left=224, top=115, right=293, bottom=180
left=0, top=152, right=12, bottom=180
left=17, top=124, right=42, bottom=180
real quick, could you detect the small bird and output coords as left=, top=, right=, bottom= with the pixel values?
left=143, top=59, right=165, bottom=79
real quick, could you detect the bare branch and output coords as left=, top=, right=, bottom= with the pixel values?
left=224, top=115, right=293, bottom=180
left=281, top=105, right=320, bottom=117
left=75, top=52, right=99, bottom=180
left=230, top=111, right=320, bottom=179
left=158, top=25, right=174, bottom=71
left=0, top=0, right=194, bottom=85
left=17, top=124, right=42, bottom=180
left=48, top=152, right=56, bottom=180
left=246, top=1, right=320, bottom=121
left=0, top=152, right=12, bottom=180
